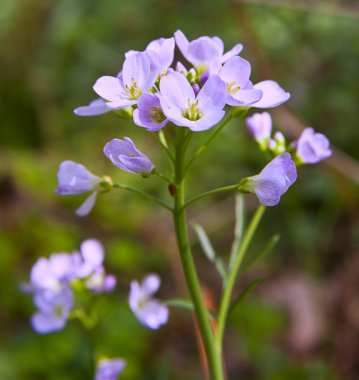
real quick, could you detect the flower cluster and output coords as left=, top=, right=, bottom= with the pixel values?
left=246, top=112, right=332, bottom=164
left=75, top=30, right=290, bottom=132
left=23, top=239, right=116, bottom=333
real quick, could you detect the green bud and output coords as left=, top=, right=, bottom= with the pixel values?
left=99, top=175, right=113, bottom=192
left=114, top=106, right=133, bottom=119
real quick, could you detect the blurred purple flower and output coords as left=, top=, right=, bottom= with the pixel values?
left=74, top=99, right=111, bottom=117
left=246, top=112, right=272, bottom=146
left=133, top=93, right=168, bottom=131
left=129, top=273, right=169, bottom=330
left=294, top=128, right=332, bottom=164
left=75, top=239, right=105, bottom=278
left=95, top=358, right=126, bottom=380
left=93, top=52, right=156, bottom=109
left=86, top=267, right=117, bottom=293
left=241, top=153, right=297, bottom=206
left=31, top=287, right=73, bottom=334
left=159, top=71, right=227, bottom=131
left=174, top=30, right=243, bottom=73
left=104, top=137, right=154, bottom=177
left=56, top=161, right=101, bottom=217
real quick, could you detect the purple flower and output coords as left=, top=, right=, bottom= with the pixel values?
left=31, top=287, right=73, bottom=334
left=93, top=52, right=156, bottom=109
left=74, top=99, right=111, bottom=117
left=294, top=127, right=332, bottom=164
left=251, top=80, right=290, bottom=109
left=95, top=358, right=126, bottom=380
left=86, top=267, right=117, bottom=293
left=246, top=112, right=272, bottom=146
left=219, top=57, right=263, bottom=106
left=56, top=161, right=102, bottom=217
left=159, top=71, right=227, bottom=131
left=240, top=153, right=297, bottom=206
left=145, top=37, right=175, bottom=75
left=133, top=93, right=168, bottom=131
left=103, top=137, right=154, bottom=177
left=30, top=253, right=78, bottom=293
left=75, top=239, right=105, bottom=278
left=174, top=30, right=243, bottom=73
left=129, top=273, right=169, bottom=330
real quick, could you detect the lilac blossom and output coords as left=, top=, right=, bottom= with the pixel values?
left=159, top=71, right=227, bottom=131
left=30, top=253, right=77, bottom=293
left=251, top=80, right=290, bottom=108
left=240, top=153, right=297, bottom=206
left=133, top=93, right=168, bottom=131
left=95, top=358, right=126, bottom=380
left=129, top=273, right=169, bottom=330
left=294, top=127, right=332, bottom=164
left=31, top=287, right=74, bottom=333
left=246, top=112, right=272, bottom=146
left=174, top=30, right=243, bottom=73
left=74, top=99, right=111, bottom=117
left=93, top=52, right=156, bottom=109
left=56, top=161, right=102, bottom=217
left=219, top=57, right=262, bottom=106
left=104, top=137, right=154, bottom=177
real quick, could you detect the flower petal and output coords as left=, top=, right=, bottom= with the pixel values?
left=75, top=191, right=98, bottom=217
left=74, top=99, right=110, bottom=116
left=93, top=76, right=124, bottom=102
left=252, top=80, right=290, bottom=108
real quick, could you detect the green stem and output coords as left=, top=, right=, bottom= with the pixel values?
left=185, top=114, right=232, bottom=173
left=173, top=129, right=224, bottom=380
left=184, top=184, right=239, bottom=209
left=113, top=183, right=172, bottom=211
left=216, top=205, right=266, bottom=348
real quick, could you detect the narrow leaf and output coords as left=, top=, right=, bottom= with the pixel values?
left=228, top=194, right=245, bottom=270
left=229, top=278, right=262, bottom=315
left=241, top=234, right=280, bottom=273
left=192, top=222, right=228, bottom=283
left=164, top=299, right=194, bottom=311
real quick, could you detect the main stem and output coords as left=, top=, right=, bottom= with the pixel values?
left=173, top=130, right=224, bottom=380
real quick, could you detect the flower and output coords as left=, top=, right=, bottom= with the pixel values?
left=219, top=57, right=262, bottom=106
left=133, top=93, right=168, bottom=131
left=93, top=52, right=156, bottom=109
left=103, top=137, right=155, bottom=177
left=129, top=273, right=169, bottom=330
left=159, top=71, right=227, bottom=131
left=294, top=127, right=332, bottom=164
left=246, top=112, right=272, bottom=146
left=174, top=30, right=243, bottom=73
left=240, top=153, right=297, bottom=206
left=74, top=99, right=111, bottom=117
left=95, top=358, right=126, bottom=380
left=250, top=80, right=290, bottom=109
left=31, top=287, right=74, bottom=334
left=56, top=161, right=102, bottom=216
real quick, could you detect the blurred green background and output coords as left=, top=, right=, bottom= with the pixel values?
left=1, top=0, right=359, bottom=379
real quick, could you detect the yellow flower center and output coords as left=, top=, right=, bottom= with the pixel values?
left=183, top=99, right=203, bottom=121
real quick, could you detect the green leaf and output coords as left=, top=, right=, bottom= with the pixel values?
left=228, top=193, right=245, bottom=271
left=192, top=222, right=228, bottom=283
left=241, top=234, right=280, bottom=273
left=229, top=278, right=263, bottom=315
left=163, top=298, right=194, bottom=311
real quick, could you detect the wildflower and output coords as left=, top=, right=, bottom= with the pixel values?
left=95, top=358, right=126, bottom=380
left=74, top=99, right=111, bottom=116
left=294, top=127, right=332, bottom=164
left=133, top=93, right=168, bottom=131
left=129, top=273, right=169, bottom=330
left=31, top=287, right=73, bottom=334
left=159, top=71, right=227, bottom=131
left=103, top=137, right=155, bottom=177
left=250, top=80, right=290, bottom=109
left=93, top=52, right=156, bottom=109
left=246, top=112, right=272, bottom=148
left=239, top=153, right=297, bottom=206
left=174, top=30, right=243, bottom=74
left=56, top=161, right=103, bottom=216
left=219, top=57, right=262, bottom=106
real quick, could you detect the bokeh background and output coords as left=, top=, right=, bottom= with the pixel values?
left=1, top=0, right=359, bottom=379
